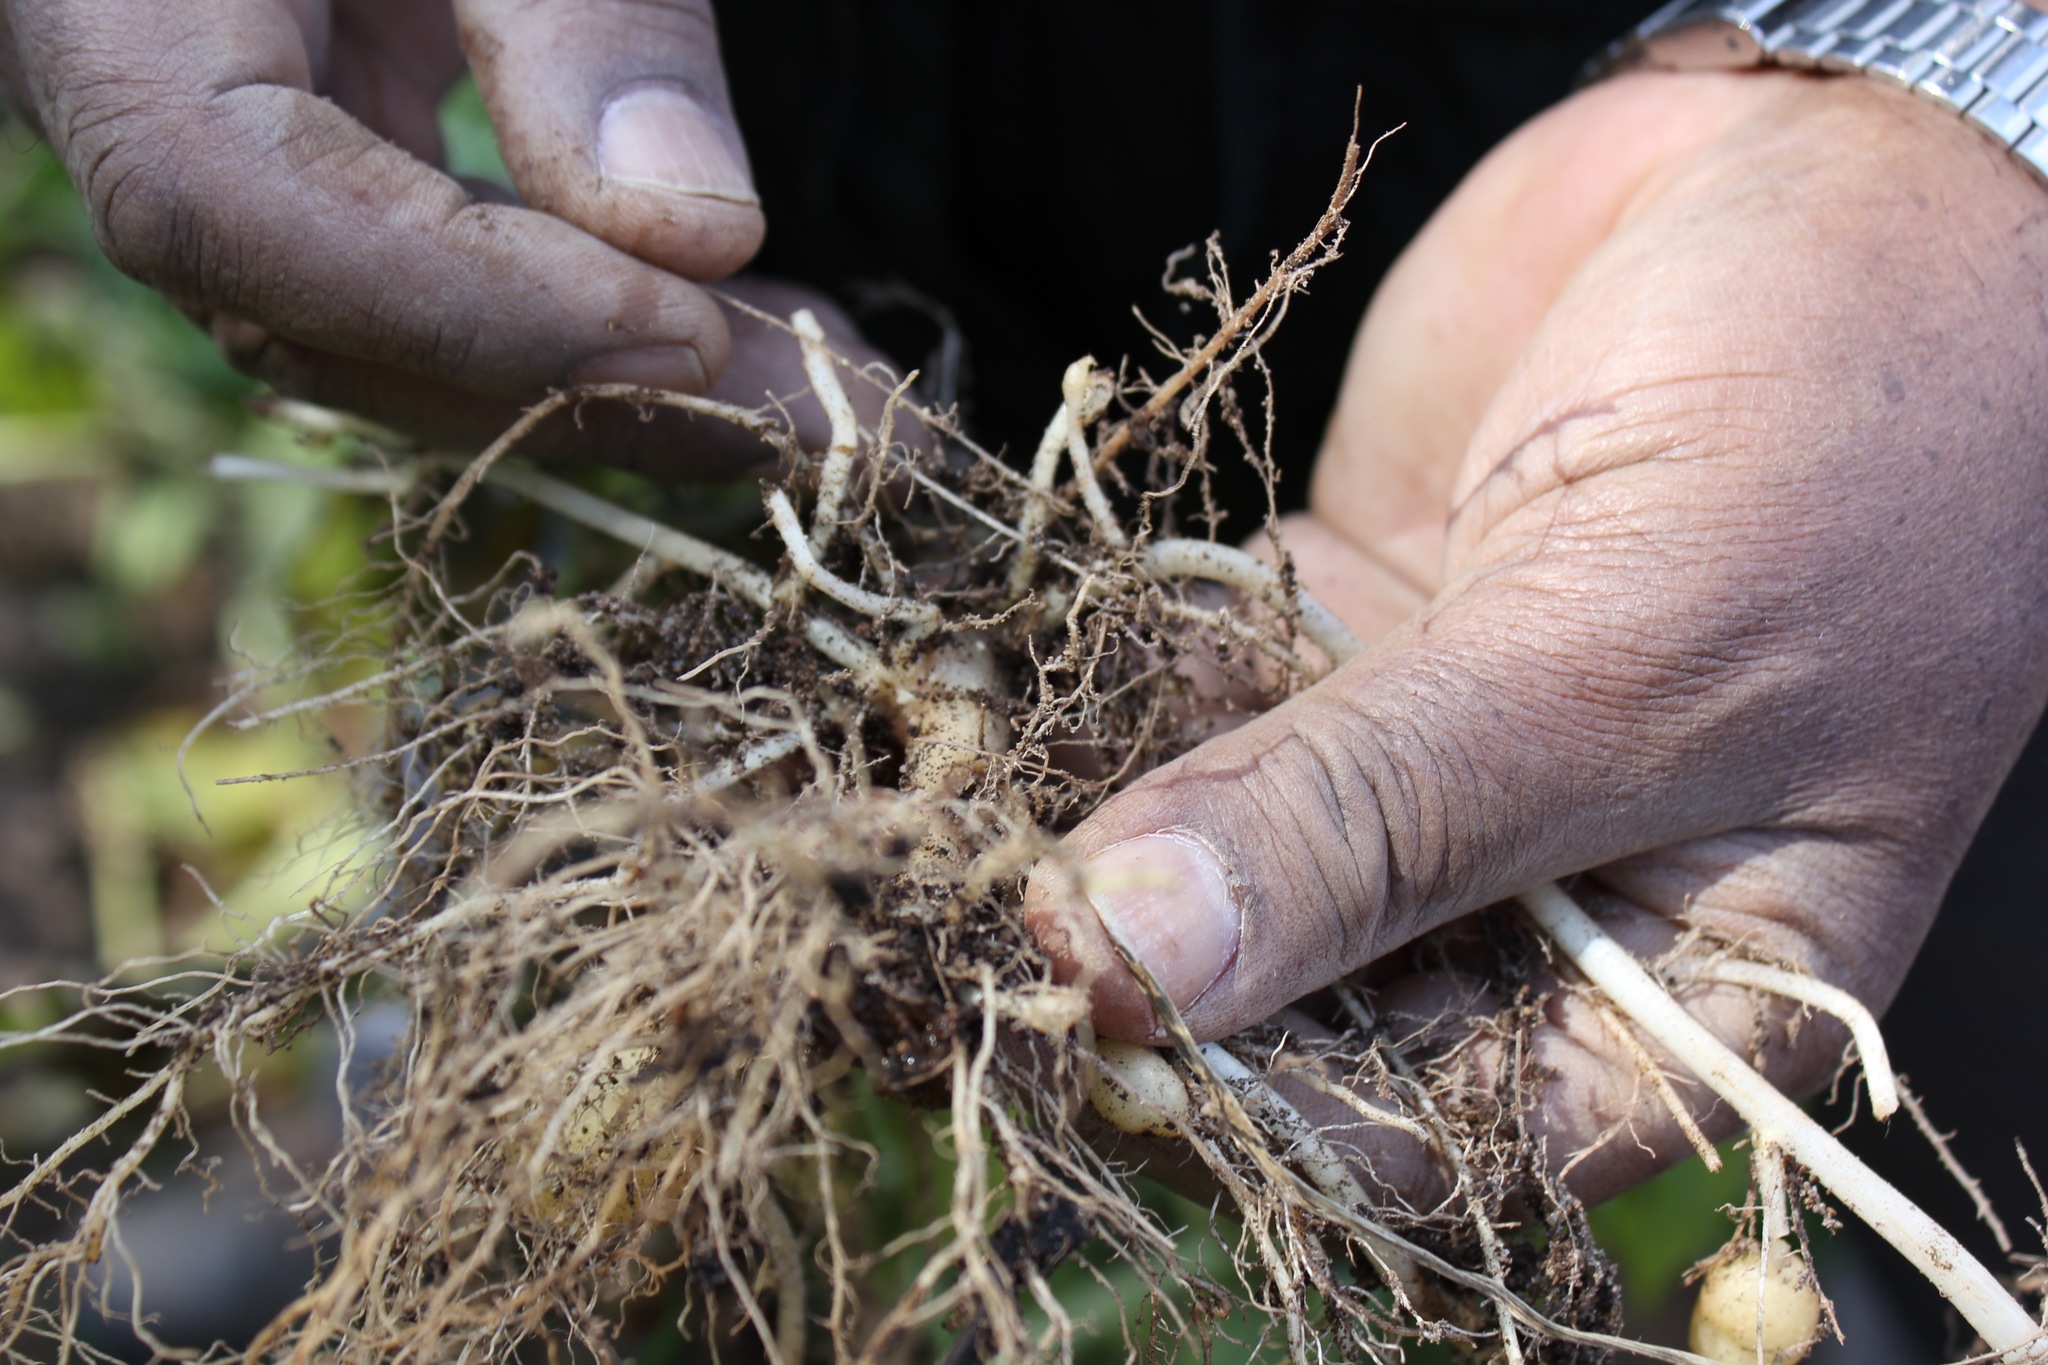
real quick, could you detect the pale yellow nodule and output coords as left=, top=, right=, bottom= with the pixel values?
left=1086, top=1041, right=1190, bottom=1138
left=1689, top=1240, right=1822, bottom=1365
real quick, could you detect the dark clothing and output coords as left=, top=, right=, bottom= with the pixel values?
left=720, top=0, right=1640, bottom=511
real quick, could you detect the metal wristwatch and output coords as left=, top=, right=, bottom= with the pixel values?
left=1594, top=0, right=2048, bottom=182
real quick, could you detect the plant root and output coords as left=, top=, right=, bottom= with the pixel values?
left=4, top=126, right=2033, bottom=1365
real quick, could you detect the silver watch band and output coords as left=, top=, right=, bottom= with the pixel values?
left=1597, top=0, right=2048, bottom=182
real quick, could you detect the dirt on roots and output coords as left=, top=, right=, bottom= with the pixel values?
left=0, top=135, right=1661, bottom=1364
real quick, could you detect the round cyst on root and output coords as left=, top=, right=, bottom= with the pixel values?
left=1689, top=1239, right=1822, bottom=1365
left=1087, top=1041, right=1190, bottom=1137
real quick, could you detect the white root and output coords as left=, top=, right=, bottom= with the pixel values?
left=425, top=383, right=781, bottom=553
left=1150, top=596, right=1319, bottom=683
left=1200, top=1043, right=1367, bottom=1207
left=1060, top=359, right=1125, bottom=551
left=246, top=395, right=414, bottom=447
left=901, top=633, right=1009, bottom=800
left=1140, top=538, right=1363, bottom=666
left=1004, top=403, right=1077, bottom=599
left=765, top=488, right=942, bottom=643
left=701, top=731, right=807, bottom=794
left=485, top=465, right=767, bottom=604
left=1691, top=959, right=1899, bottom=1121
left=211, top=453, right=419, bottom=497
left=1007, top=358, right=1118, bottom=597
left=1517, top=881, right=2046, bottom=1359
left=794, top=308, right=863, bottom=553
left=1025, top=399, right=1071, bottom=489
left=489, top=464, right=884, bottom=679
left=1756, top=1142, right=1792, bottom=1248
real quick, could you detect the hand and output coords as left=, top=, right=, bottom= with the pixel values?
left=0, top=0, right=793, bottom=474
left=1028, top=71, right=2048, bottom=1202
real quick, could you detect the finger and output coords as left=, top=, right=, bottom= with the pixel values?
left=1022, top=559, right=1770, bottom=1043
left=222, top=278, right=906, bottom=480
left=222, top=323, right=777, bottom=482
left=0, top=8, right=37, bottom=137
left=15, top=0, right=729, bottom=403
left=456, top=0, right=762, bottom=281
left=1318, top=892, right=1852, bottom=1208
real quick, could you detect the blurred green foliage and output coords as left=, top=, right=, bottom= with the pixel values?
left=0, top=125, right=382, bottom=970
left=441, top=75, right=514, bottom=187
left=1593, top=1140, right=1755, bottom=1320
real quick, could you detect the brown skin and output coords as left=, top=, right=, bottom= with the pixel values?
left=1027, top=70, right=2048, bottom=1203
left=0, top=0, right=816, bottom=476
left=8, top=2, right=2045, bottom=1205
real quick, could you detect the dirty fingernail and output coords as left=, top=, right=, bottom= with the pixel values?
left=597, top=86, right=758, bottom=203
left=570, top=344, right=709, bottom=394
left=1081, top=830, right=1241, bottom=1014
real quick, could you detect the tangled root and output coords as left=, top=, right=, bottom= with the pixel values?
left=2, top=131, right=1781, bottom=1365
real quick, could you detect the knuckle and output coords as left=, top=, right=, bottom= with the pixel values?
left=1252, top=703, right=1418, bottom=962
left=1299, top=677, right=1485, bottom=932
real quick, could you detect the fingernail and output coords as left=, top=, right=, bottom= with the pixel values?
left=1080, top=830, right=1241, bottom=1014
left=598, top=85, right=758, bottom=203
left=569, top=344, right=709, bottom=394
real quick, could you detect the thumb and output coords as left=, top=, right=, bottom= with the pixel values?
left=457, top=0, right=762, bottom=289
left=1025, top=544, right=1790, bottom=1044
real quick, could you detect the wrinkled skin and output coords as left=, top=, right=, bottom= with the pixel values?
left=0, top=0, right=888, bottom=473
left=8, top=0, right=2048, bottom=1209
left=1028, top=70, right=2048, bottom=1202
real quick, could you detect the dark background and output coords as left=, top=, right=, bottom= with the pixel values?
left=720, top=0, right=1644, bottom=518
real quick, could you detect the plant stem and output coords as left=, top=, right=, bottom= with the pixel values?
left=1517, top=881, right=2044, bottom=1358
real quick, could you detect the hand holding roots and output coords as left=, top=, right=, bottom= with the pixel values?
left=4, top=131, right=2042, bottom=1365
